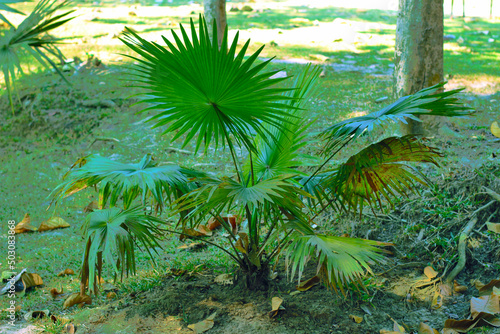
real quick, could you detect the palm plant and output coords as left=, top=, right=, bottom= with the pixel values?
left=0, top=0, right=75, bottom=114
left=53, top=17, right=471, bottom=294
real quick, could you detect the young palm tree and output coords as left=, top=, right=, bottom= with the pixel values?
left=53, top=17, right=471, bottom=293
left=0, top=0, right=75, bottom=114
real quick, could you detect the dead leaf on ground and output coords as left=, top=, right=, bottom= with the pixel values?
left=64, top=323, right=76, bottom=334
left=478, top=279, right=500, bottom=296
left=214, top=274, right=233, bottom=285
left=431, top=291, right=443, bottom=310
left=419, top=322, right=439, bottom=334
left=15, top=213, right=37, bottom=233
left=50, top=287, right=64, bottom=298
left=235, top=232, right=249, bottom=254
left=187, top=312, right=216, bottom=334
left=50, top=314, right=70, bottom=324
left=454, top=280, right=468, bottom=293
left=57, top=269, right=75, bottom=277
left=21, top=273, right=43, bottom=289
left=63, top=293, right=92, bottom=309
left=471, top=278, right=485, bottom=290
left=491, top=121, right=500, bottom=138
left=486, top=222, right=500, bottom=233
left=179, top=228, right=208, bottom=241
left=349, top=314, right=363, bottom=323
left=471, top=293, right=499, bottom=317
left=444, top=291, right=500, bottom=332
left=296, top=276, right=320, bottom=291
left=24, top=309, right=50, bottom=321
left=424, top=266, right=438, bottom=280
left=269, top=297, right=284, bottom=318
left=177, top=242, right=206, bottom=252
left=83, top=201, right=98, bottom=213
left=38, top=217, right=70, bottom=232
left=207, top=215, right=241, bottom=230
left=440, top=283, right=453, bottom=297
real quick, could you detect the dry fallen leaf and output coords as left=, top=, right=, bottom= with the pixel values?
left=187, top=312, right=216, bottom=334
left=478, top=279, right=500, bottom=296
left=269, top=297, right=284, bottom=318
left=14, top=213, right=37, bottom=233
left=486, top=222, right=500, bottom=233
left=57, top=269, right=75, bottom=277
left=296, top=276, right=320, bottom=291
left=24, top=309, right=50, bottom=321
left=431, top=291, right=443, bottom=310
left=424, top=266, right=438, bottom=280
left=38, top=217, right=70, bottom=232
left=179, top=228, right=208, bottom=241
left=235, top=232, right=249, bottom=254
left=50, top=287, right=64, bottom=298
left=63, top=293, right=92, bottom=309
left=64, top=323, right=76, bottom=334
left=214, top=274, right=233, bottom=286
left=50, top=314, right=70, bottom=324
left=471, top=294, right=499, bottom=318
left=491, top=121, right=500, bottom=138
left=419, top=322, right=439, bottom=334
left=21, top=273, right=43, bottom=289
left=349, top=314, right=363, bottom=323
left=454, top=280, right=468, bottom=293
left=83, top=201, right=98, bottom=213
left=471, top=279, right=485, bottom=290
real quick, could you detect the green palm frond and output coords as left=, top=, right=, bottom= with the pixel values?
left=320, top=82, right=472, bottom=153
left=320, top=136, right=441, bottom=214
left=175, top=174, right=308, bottom=220
left=0, top=0, right=28, bottom=27
left=0, top=0, right=75, bottom=114
left=120, top=16, right=296, bottom=153
left=286, top=233, right=390, bottom=294
left=51, top=154, right=194, bottom=210
left=83, top=207, right=164, bottom=293
left=250, top=64, right=321, bottom=181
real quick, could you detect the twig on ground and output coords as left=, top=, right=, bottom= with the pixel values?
left=375, top=261, right=427, bottom=276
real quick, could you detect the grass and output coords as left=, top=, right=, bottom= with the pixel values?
left=0, top=0, right=499, bottom=329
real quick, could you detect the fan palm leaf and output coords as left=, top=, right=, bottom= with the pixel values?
left=320, top=136, right=441, bottom=214
left=0, top=0, right=75, bottom=114
left=51, top=154, right=195, bottom=210
left=320, top=82, right=472, bottom=153
left=0, top=0, right=27, bottom=27
left=250, top=64, right=321, bottom=181
left=83, top=207, right=164, bottom=293
left=120, top=17, right=296, bottom=153
left=286, top=232, right=390, bottom=294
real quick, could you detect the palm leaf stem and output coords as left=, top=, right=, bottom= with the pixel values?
left=302, top=135, right=354, bottom=187
left=161, top=226, right=243, bottom=264
left=264, top=229, right=293, bottom=266
left=213, top=103, right=242, bottom=182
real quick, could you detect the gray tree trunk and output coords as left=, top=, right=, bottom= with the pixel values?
left=204, top=0, right=227, bottom=46
left=394, top=0, right=444, bottom=135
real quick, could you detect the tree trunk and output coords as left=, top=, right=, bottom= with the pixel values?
left=463, top=0, right=465, bottom=17
left=203, top=0, right=227, bottom=46
left=451, top=0, right=454, bottom=19
left=394, top=0, right=444, bottom=135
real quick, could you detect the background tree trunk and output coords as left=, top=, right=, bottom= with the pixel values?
left=204, top=0, right=227, bottom=46
left=394, top=0, right=444, bottom=135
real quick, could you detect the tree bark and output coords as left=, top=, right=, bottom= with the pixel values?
left=204, top=0, right=227, bottom=46
left=394, top=0, right=444, bottom=135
